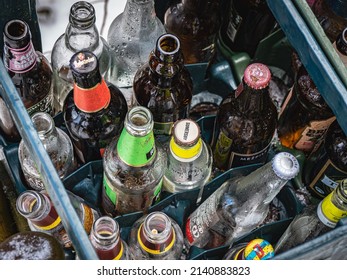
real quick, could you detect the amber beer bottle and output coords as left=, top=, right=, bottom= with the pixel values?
left=212, top=62, right=278, bottom=171
left=164, top=0, right=223, bottom=64
left=277, top=65, right=336, bottom=157
left=63, top=51, right=128, bottom=164
left=303, top=119, right=347, bottom=198
left=0, top=19, right=53, bottom=142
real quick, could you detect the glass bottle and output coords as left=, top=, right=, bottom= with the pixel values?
left=128, top=211, right=184, bottom=260
left=63, top=50, right=128, bottom=164
left=332, top=27, right=347, bottom=67
left=51, top=1, right=111, bottom=114
left=218, top=0, right=277, bottom=58
left=277, top=65, right=336, bottom=157
left=106, top=0, right=166, bottom=103
left=89, top=216, right=130, bottom=260
left=223, top=238, right=275, bottom=260
left=311, top=0, right=347, bottom=43
left=0, top=231, right=65, bottom=260
left=185, top=152, right=300, bottom=249
left=16, top=189, right=100, bottom=250
left=0, top=178, right=17, bottom=242
left=303, top=119, right=347, bottom=199
left=163, top=118, right=213, bottom=203
left=164, top=0, right=223, bottom=64
left=18, top=112, right=77, bottom=191
left=0, top=19, right=53, bottom=142
left=212, top=62, right=278, bottom=171
left=133, top=33, right=193, bottom=147
left=102, top=106, right=166, bottom=216
left=274, top=177, right=347, bottom=254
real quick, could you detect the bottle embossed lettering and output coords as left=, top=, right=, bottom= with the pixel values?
left=63, top=51, right=128, bottom=164
left=185, top=152, right=300, bottom=249
left=212, top=63, right=278, bottom=171
left=102, top=106, right=166, bottom=216
left=0, top=19, right=53, bottom=142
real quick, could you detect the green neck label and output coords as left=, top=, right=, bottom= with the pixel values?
left=117, top=128, right=156, bottom=167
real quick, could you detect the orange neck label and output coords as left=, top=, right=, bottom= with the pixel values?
left=73, top=79, right=111, bottom=113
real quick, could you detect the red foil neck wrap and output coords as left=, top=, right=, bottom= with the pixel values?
left=243, top=63, right=271, bottom=89
left=73, top=79, right=111, bottom=113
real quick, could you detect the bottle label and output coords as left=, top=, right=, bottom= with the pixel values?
left=309, top=159, right=347, bottom=197
left=81, top=203, right=99, bottom=234
left=117, top=129, right=156, bottom=167
left=27, top=89, right=53, bottom=116
left=317, top=192, right=347, bottom=228
left=213, top=130, right=233, bottom=168
left=294, top=116, right=336, bottom=154
left=4, top=42, right=37, bottom=73
left=73, top=79, right=111, bottom=113
left=103, top=175, right=117, bottom=205
left=153, top=121, right=173, bottom=136
left=226, top=4, right=243, bottom=43
left=228, top=142, right=271, bottom=169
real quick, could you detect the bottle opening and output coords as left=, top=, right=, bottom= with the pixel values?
left=125, top=106, right=153, bottom=136
left=70, top=1, right=96, bottom=28
left=144, top=212, right=171, bottom=243
left=31, top=112, right=54, bottom=139
left=16, top=191, right=42, bottom=217
left=158, top=34, right=180, bottom=55
left=5, top=20, right=27, bottom=40
left=92, top=216, right=119, bottom=244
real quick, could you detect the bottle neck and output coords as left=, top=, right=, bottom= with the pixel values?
left=117, top=107, right=156, bottom=167
left=124, top=0, right=157, bottom=31
left=16, top=191, right=61, bottom=231
left=137, top=212, right=176, bottom=255
left=325, top=0, right=347, bottom=19
left=335, top=28, right=347, bottom=55
left=31, top=112, right=58, bottom=146
left=181, top=0, right=218, bottom=12
left=90, top=216, right=124, bottom=260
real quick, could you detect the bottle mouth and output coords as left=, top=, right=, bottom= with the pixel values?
left=142, top=212, right=173, bottom=244
left=31, top=112, right=54, bottom=140
left=125, top=106, right=154, bottom=136
left=70, top=1, right=96, bottom=29
left=4, top=19, right=28, bottom=41
left=16, top=190, right=43, bottom=218
left=92, top=216, right=119, bottom=245
left=157, top=34, right=181, bottom=56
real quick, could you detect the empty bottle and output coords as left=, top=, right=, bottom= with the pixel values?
left=164, top=0, right=223, bottom=64
left=0, top=19, right=53, bottom=142
left=18, top=112, right=77, bottom=191
left=275, top=177, right=347, bottom=254
left=212, top=62, right=278, bottom=171
left=106, top=0, right=165, bottom=103
left=63, top=50, right=128, bottom=164
left=185, top=152, right=300, bottom=249
left=89, top=216, right=130, bottom=260
left=102, top=106, right=166, bottom=216
left=133, top=33, right=193, bottom=147
left=51, top=1, right=110, bottom=114
left=128, top=211, right=184, bottom=260
left=16, top=190, right=100, bottom=249
left=223, top=238, right=275, bottom=260
left=163, top=118, right=212, bottom=202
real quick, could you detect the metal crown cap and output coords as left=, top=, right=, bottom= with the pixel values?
left=173, top=119, right=200, bottom=147
left=243, top=63, right=271, bottom=89
left=244, top=239, right=275, bottom=260
left=271, top=152, right=300, bottom=180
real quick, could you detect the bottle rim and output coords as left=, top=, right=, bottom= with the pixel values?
left=16, top=190, right=45, bottom=219
left=91, top=216, right=120, bottom=245
left=31, top=112, right=55, bottom=141
left=69, top=1, right=96, bottom=29
left=142, top=212, right=173, bottom=244
left=124, top=106, right=154, bottom=136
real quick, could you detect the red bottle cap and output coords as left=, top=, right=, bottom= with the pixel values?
left=243, top=63, right=271, bottom=89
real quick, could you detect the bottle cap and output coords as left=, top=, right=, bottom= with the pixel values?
left=243, top=63, right=271, bottom=89
left=244, top=239, right=275, bottom=260
left=272, top=152, right=300, bottom=180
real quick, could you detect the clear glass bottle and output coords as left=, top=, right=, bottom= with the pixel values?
left=163, top=118, right=212, bottom=203
left=128, top=211, right=184, bottom=260
left=223, top=238, right=275, bottom=260
left=212, top=62, right=278, bottom=171
left=63, top=50, right=128, bottom=164
left=277, top=65, right=336, bottom=157
left=18, top=112, right=77, bottom=191
left=16, top=190, right=100, bottom=250
left=102, top=106, right=166, bottom=216
left=185, top=152, right=300, bottom=249
left=106, top=0, right=166, bottom=103
left=333, top=27, right=347, bottom=67
left=89, top=216, right=130, bottom=260
left=303, top=119, right=347, bottom=199
left=51, top=1, right=111, bottom=114
left=164, top=0, right=223, bottom=64
left=274, top=177, right=347, bottom=254
left=133, top=33, right=193, bottom=147
left=0, top=19, right=53, bottom=142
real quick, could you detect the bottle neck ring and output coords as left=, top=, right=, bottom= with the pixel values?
left=69, top=1, right=96, bottom=29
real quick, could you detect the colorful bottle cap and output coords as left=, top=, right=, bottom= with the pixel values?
left=272, top=152, right=300, bottom=180
left=244, top=238, right=275, bottom=260
left=243, top=63, right=271, bottom=89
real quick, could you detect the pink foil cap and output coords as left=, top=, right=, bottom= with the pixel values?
left=243, top=63, right=271, bottom=89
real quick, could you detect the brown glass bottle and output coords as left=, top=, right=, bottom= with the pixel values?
left=133, top=33, right=193, bottom=146
left=304, top=119, right=347, bottom=198
left=333, top=27, right=347, bottom=66
left=164, top=0, right=223, bottom=64
left=212, top=63, right=278, bottom=171
left=63, top=50, right=128, bottom=164
left=219, top=0, right=277, bottom=58
left=311, top=0, right=347, bottom=43
left=277, top=65, right=336, bottom=157
left=0, top=19, right=53, bottom=142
